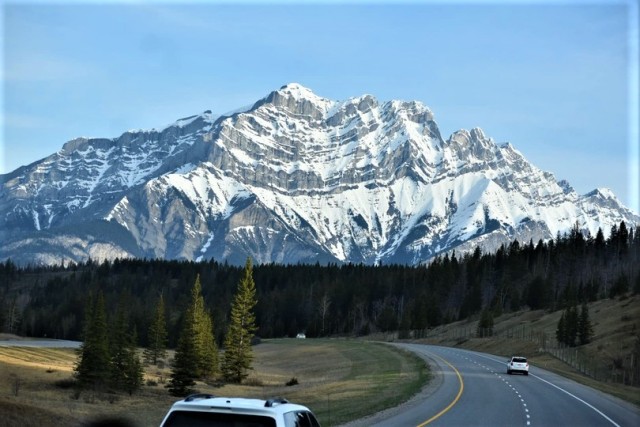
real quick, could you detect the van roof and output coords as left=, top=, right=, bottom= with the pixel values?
left=168, top=396, right=309, bottom=417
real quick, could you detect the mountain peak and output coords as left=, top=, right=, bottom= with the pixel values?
left=277, top=82, right=317, bottom=98
left=2, top=84, right=638, bottom=266
left=253, top=83, right=334, bottom=118
left=60, top=137, right=91, bottom=155
left=470, top=127, right=486, bottom=140
left=448, top=127, right=490, bottom=146
left=274, top=82, right=333, bottom=108
left=587, top=187, right=618, bottom=200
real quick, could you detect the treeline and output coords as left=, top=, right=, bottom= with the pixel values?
left=72, top=260, right=259, bottom=396
left=0, top=221, right=638, bottom=346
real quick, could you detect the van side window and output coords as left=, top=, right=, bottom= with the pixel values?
left=284, top=411, right=320, bottom=427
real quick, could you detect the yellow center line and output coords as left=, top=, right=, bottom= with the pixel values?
left=416, top=351, right=464, bottom=427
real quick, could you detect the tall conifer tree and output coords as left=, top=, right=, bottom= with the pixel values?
left=578, top=303, right=594, bottom=345
left=222, top=258, right=258, bottom=383
left=189, top=275, right=218, bottom=378
left=197, top=307, right=218, bottom=378
left=476, top=308, right=494, bottom=338
left=168, top=275, right=218, bottom=396
left=75, top=292, right=111, bottom=389
left=556, top=311, right=566, bottom=344
left=110, top=304, right=144, bottom=394
left=566, top=305, right=579, bottom=346
left=144, top=293, right=168, bottom=365
left=167, top=311, right=198, bottom=396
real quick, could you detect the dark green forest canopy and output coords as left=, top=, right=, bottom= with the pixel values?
left=1, top=222, right=638, bottom=345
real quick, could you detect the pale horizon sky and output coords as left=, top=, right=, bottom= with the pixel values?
left=2, top=0, right=639, bottom=213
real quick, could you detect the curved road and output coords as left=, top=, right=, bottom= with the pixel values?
left=364, top=344, right=639, bottom=427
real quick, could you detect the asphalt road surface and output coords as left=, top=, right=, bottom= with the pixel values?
left=361, top=344, right=639, bottom=427
left=0, top=339, right=81, bottom=348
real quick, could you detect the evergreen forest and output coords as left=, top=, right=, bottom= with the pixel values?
left=1, top=221, right=638, bottom=349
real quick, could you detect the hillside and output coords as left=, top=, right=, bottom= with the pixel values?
left=417, top=294, right=640, bottom=406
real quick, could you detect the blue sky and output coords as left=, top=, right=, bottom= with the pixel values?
left=2, top=0, right=638, bottom=213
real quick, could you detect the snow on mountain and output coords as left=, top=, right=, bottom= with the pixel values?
left=1, top=83, right=637, bottom=265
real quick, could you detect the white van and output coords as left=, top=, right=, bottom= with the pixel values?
left=159, top=394, right=321, bottom=427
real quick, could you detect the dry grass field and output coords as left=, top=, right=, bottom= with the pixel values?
left=0, top=338, right=428, bottom=427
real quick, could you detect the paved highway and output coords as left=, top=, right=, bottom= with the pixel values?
left=360, top=344, right=639, bottom=427
left=0, top=339, right=81, bottom=348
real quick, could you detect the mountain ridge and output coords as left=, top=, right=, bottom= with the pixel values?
left=1, top=83, right=637, bottom=265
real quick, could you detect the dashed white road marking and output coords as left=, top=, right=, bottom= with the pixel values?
left=458, top=352, right=532, bottom=426
left=461, top=349, right=622, bottom=427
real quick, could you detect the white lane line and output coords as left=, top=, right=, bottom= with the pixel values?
left=467, top=351, right=621, bottom=427
left=446, top=349, right=534, bottom=427
left=529, top=373, right=621, bottom=427
left=478, top=355, right=532, bottom=426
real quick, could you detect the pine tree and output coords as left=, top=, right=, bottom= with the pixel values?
left=610, top=274, right=630, bottom=298
left=197, top=308, right=218, bottom=379
left=110, top=306, right=129, bottom=390
left=168, top=275, right=218, bottom=396
left=476, top=308, right=494, bottom=338
left=577, top=303, right=594, bottom=346
left=144, top=293, right=168, bottom=365
left=122, top=348, right=144, bottom=395
left=565, top=305, right=579, bottom=347
left=618, top=221, right=629, bottom=256
left=594, top=228, right=605, bottom=253
left=188, top=275, right=218, bottom=379
left=222, top=258, right=258, bottom=383
left=167, top=313, right=199, bottom=396
left=110, top=305, right=144, bottom=394
left=75, top=292, right=111, bottom=389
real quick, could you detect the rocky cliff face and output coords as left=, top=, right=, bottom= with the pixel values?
left=1, top=83, right=637, bottom=265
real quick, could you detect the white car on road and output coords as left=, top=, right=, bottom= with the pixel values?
left=507, top=356, right=529, bottom=375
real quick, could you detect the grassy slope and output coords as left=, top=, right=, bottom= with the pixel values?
left=0, top=339, right=428, bottom=427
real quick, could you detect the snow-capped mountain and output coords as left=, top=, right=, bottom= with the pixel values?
left=1, top=83, right=637, bottom=265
